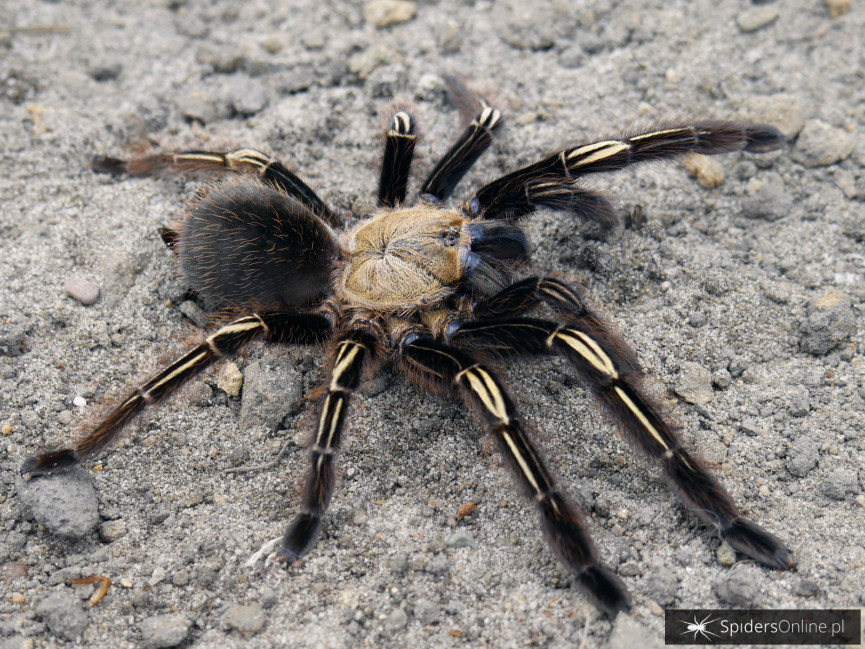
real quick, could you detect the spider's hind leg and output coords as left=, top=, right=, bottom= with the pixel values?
left=92, top=147, right=338, bottom=224
left=454, top=278, right=794, bottom=571
left=398, top=335, right=630, bottom=616
left=21, top=312, right=332, bottom=479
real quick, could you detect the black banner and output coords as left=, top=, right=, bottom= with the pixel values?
left=665, top=609, right=861, bottom=645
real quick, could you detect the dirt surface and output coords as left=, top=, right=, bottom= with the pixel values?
left=2, top=1, right=864, bottom=648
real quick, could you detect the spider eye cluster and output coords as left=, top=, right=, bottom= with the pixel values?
left=441, top=228, right=460, bottom=246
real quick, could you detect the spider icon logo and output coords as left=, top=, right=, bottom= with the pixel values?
left=681, top=614, right=721, bottom=641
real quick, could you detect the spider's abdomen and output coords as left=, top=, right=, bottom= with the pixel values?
left=178, top=177, right=342, bottom=309
left=337, top=208, right=470, bottom=311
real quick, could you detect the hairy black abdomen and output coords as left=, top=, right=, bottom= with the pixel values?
left=178, top=178, right=341, bottom=309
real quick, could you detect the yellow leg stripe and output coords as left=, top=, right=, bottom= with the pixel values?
left=325, top=396, right=343, bottom=451
left=145, top=351, right=209, bottom=395
left=174, top=153, right=224, bottom=164
left=613, top=386, right=669, bottom=451
left=628, top=128, right=690, bottom=142
left=229, top=149, right=270, bottom=167
left=457, top=366, right=509, bottom=424
left=315, top=394, right=331, bottom=442
left=566, top=141, right=630, bottom=167
left=330, top=342, right=363, bottom=391
left=552, top=329, right=618, bottom=379
left=501, top=429, right=542, bottom=496
left=389, top=111, right=414, bottom=135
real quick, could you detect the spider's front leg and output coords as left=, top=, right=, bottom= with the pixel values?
left=465, top=121, right=785, bottom=224
left=279, top=320, right=382, bottom=563
left=453, top=278, right=794, bottom=571
left=398, top=334, right=631, bottom=616
left=21, top=312, right=331, bottom=479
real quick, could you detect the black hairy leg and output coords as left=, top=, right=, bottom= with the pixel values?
left=21, top=312, right=332, bottom=480
left=420, top=98, right=503, bottom=203
left=279, top=322, right=382, bottom=564
left=378, top=110, right=418, bottom=208
left=467, top=122, right=784, bottom=224
left=452, top=281, right=793, bottom=571
left=399, top=335, right=631, bottom=616
left=93, top=147, right=338, bottom=225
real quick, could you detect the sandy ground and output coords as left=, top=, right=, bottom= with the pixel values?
left=1, top=1, right=864, bottom=648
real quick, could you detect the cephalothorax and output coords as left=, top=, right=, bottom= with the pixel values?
left=22, top=86, right=793, bottom=615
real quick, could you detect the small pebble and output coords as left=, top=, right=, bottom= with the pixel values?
left=18, top=470, right=99, bottom=538
left=363, top=0, right=417, bottom=27
left=218, top=363, right=243, bottom=397
left=683, top=153, right=724, bottom=189
left=99, top=519, right=128, bottom=542
left=34, top=591, right=89, bottom=641
left=799, top=290, right=854, bottom=355
left=736, top=5, right=779, bottom=32
left=413, top=598, right=440, bottom=625
left=140, top=613, right=191, bottom=649
left=717, top=541, right=737, bottom=566
left=713, top=570, right=758, bottom=607
left=384, top=607, right=408, bottom=631
left=674, top=362, right=714, bottom=405
left=224, top=603, right=266, bottom=637
left=793, top=120, right=855, bottom=167
left=65, top=278, right=99, bottom=306
left=787, top=435, right=819, bottom=477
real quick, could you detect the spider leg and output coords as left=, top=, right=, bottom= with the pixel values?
left=420, top=99, right=503, bottom=203
left=465, top=121, right=785, bottom=224
left=92, top=148, right=337, bottom=225
left=279, top=322, right=382, bottom=563
left=20, top=311, right=332, bottom=479
left=451, top=311, right=794, bottom=571
left=399, top=334, right=630, bottom=616
left=378, top=110, right=418, bottom=208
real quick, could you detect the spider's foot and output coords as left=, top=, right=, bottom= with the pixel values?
left=723, top=517, right=794, bottom=570
left=576, top=565, right=631, bottom=617
left=277, top=513, right=321, bottom=564
left=20, top=449, right=79, bottom=481
left=91, top=155, right=127, bottom=175
left=743, top=125, right=786, bottom=153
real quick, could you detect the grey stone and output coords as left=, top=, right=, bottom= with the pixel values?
left=787, top=435, right=819, bottom=477
left=140, top=613, right=191, bottom=649
left=492, top=0, right=578, bottom=51
left=793, top=120, right=855, bottom=167
left=99, top=519, right=127, bottom=542
left=608, top=614, right=663, bottom=649
left=736, top=5, right=780, bottom=32
left=713, top=570, right=758, bottom=607
left=821, top=468, right=859, bottom=500
left=228, top=75, right=268, bottom=116
left=741, top=172, right=794, bottom=221
left=674, top=362, right=714, bottom=405
left=239, top=361, right=302, bottom=432
left=413, top=598, right=440, bottom=625
left=224, top=603, right=266, bottom=637
left=64, top=277, right=99, bottom=305
left=18, top=471, right=99, bottom=538
left=34, top=591, right=88, bottom=641
left=0, top=317, right=31, bottom=357
left=384, top=607, right=407, bottom=631
left=643, top=568, right=679, bottom=606
left=799, top=290, right=854, bottom=355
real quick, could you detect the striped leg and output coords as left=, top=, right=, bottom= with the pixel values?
left=420, top=99, right=503, bottom=202
left=20, top=312, right=332, bottom=480
left=451, top=315, right=793, bottom=571
left=378, top=110, right=418, bottom=208
left=92, top=148, right=337, bottom=224
left=279, top=324, right=381, bottom=563
left=399, top=336, right=630, bottom=616
left=466, top=121, right=785, bottom=222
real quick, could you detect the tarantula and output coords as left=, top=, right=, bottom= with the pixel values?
left=21, top=89, right=793, bottom=615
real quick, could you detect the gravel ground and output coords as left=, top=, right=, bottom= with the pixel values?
left=2, top=1, right=864, bottom=648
